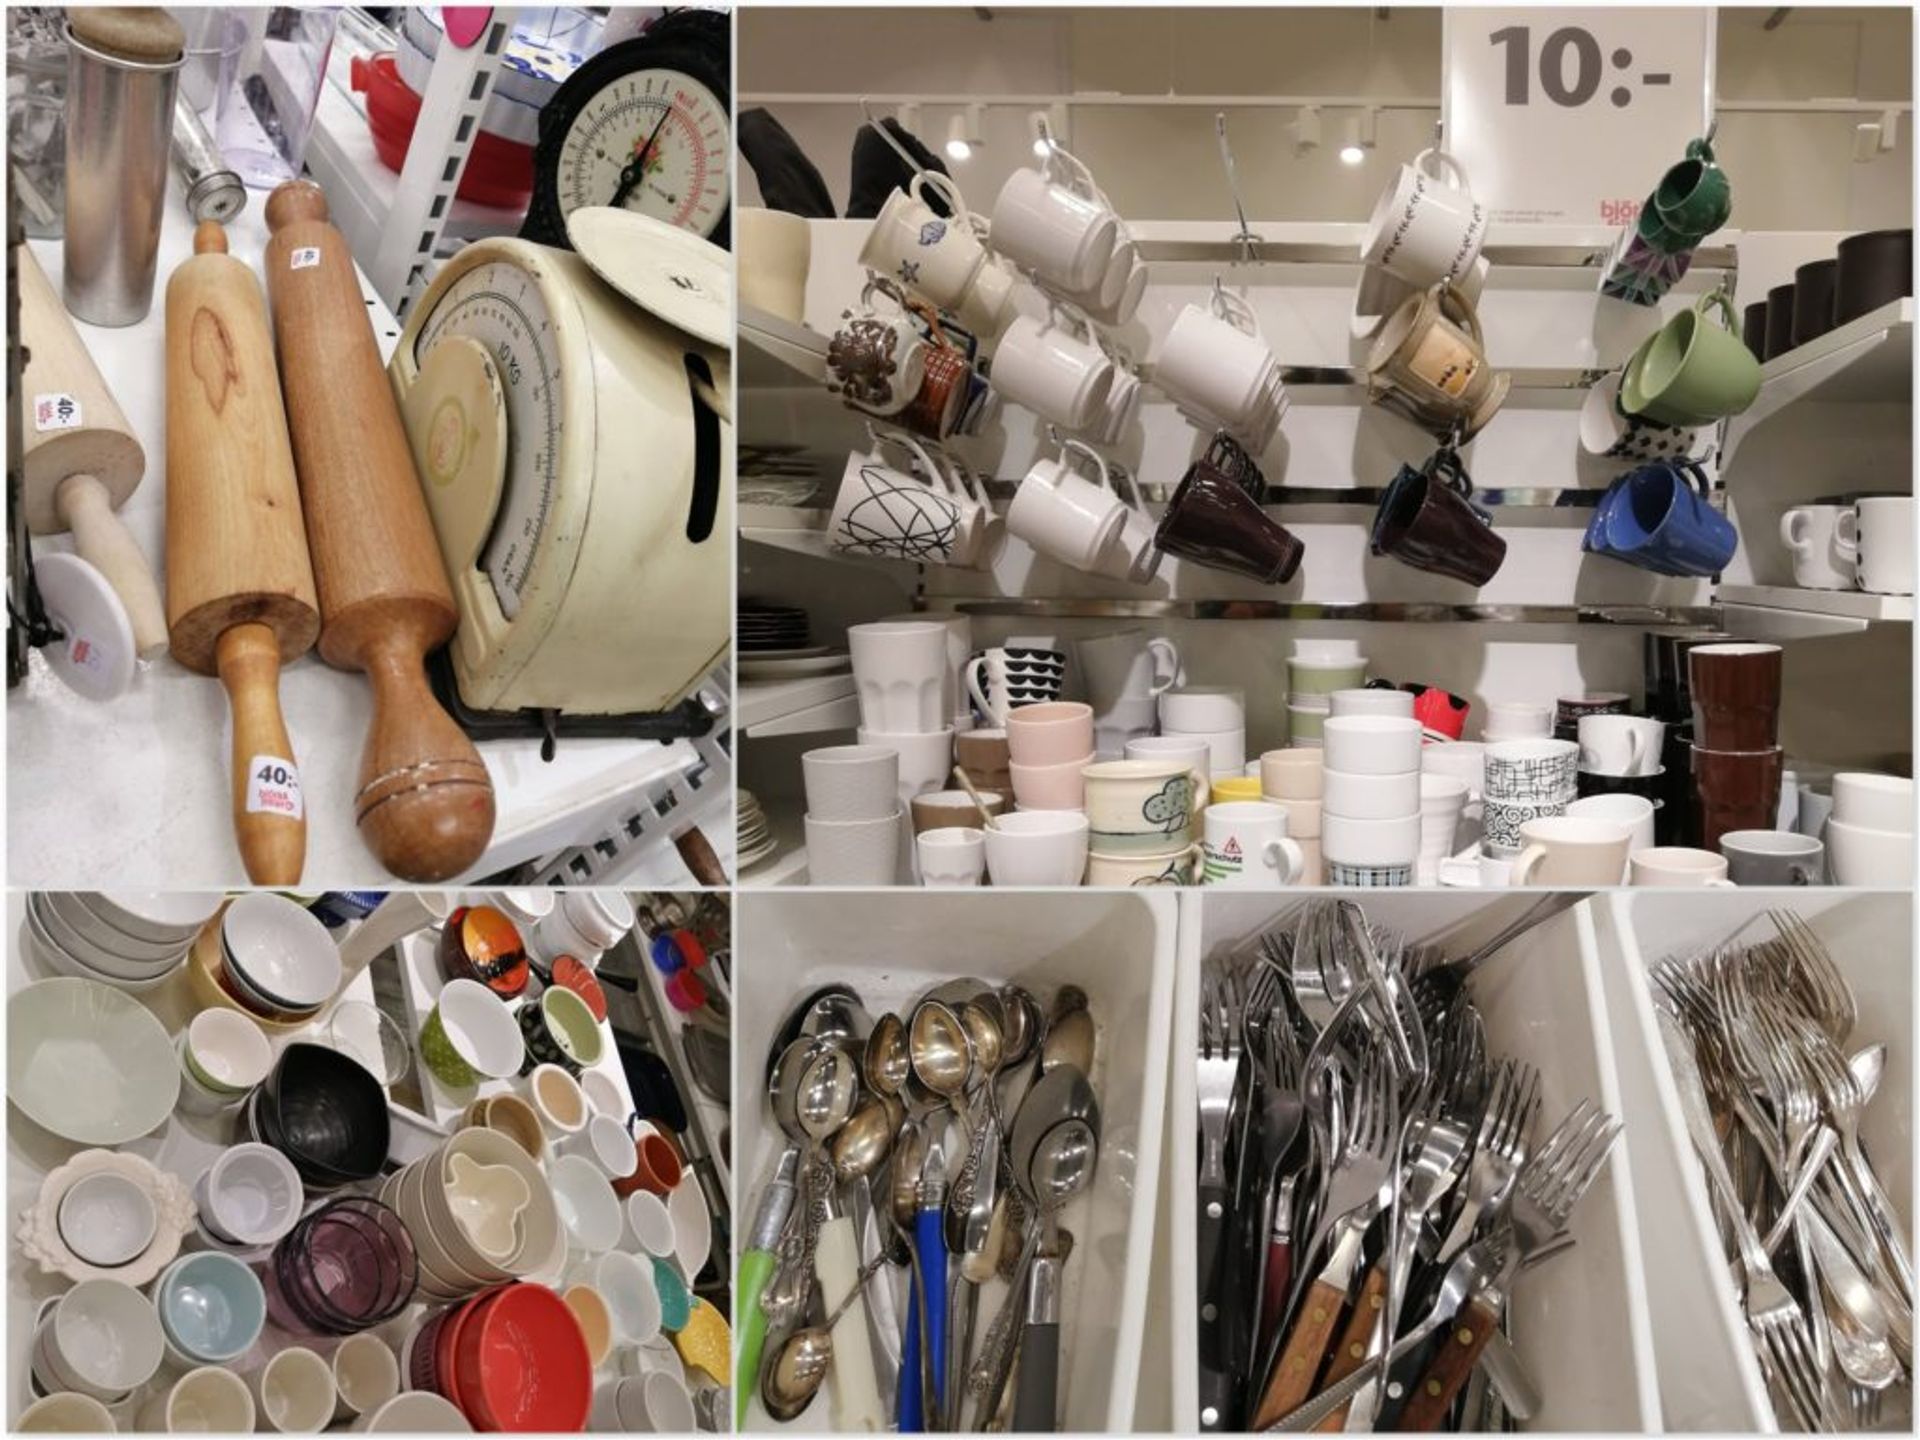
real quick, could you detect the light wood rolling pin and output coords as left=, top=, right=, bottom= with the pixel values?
left=165, top=220, right=319, bottom=885
left=17, top=244, right=168, bottom=655
left=263, top=181, right=496, bottom=881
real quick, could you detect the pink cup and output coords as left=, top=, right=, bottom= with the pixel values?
left=1005, top=701, right=1096, bottom=766
left=1008, top=753, right=1095, bottom=810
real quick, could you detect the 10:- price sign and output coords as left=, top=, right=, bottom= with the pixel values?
left=1444, top=7, right=1715, bottom=226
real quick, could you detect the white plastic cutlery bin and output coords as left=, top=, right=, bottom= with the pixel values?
left=734, top=890, right=1178, bottom=1432
left=1168, top=892, right=1662, bottom=1432
left=1594, top=889, right=1913, bottom=1434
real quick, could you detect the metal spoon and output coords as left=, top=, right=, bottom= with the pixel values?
left=1040, top=1007, right=1095, bottom=1077
left=997, top=985, right=1043, bottom=1069
left=760, top=1251, right=892, bottom=1421
left=865, top=1012, right=910, bottom=1097
left=910, top=999, right=974, bottom=1113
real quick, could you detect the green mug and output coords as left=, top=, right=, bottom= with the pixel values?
left=1652, top=137, right=1731, bottom=242
left=1634, top=191, right=1699, bottom=255
left=1621, top=291, right=1760, bottom=427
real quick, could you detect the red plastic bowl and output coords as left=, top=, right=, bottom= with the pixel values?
left=351, top=53, right=534, bottom=210
left=670, top=928, right=708, bottom=971
left=454, top=1282, right=591, bottom=1432
left=551, top=956, right=607, bottom=1024
left=435, top=1289, right=496, bottom=1414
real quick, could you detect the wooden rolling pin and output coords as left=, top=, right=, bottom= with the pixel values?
left=17, top=244, right=168, bottom=656
left=263, top=181, right=496, bottom=881
left=165, top=220, right=319, bottom=884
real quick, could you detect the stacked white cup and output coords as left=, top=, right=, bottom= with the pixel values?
left=532, top=891, right=635, bottom=970
left=1320, top=716, right=1423, bottom=887
left=987, top=144, right=1146, bottom=328
left=1158, top=687, right=1246, bottom=778
left=1077, top=630, right=1182, bottom=757
left=1284, top=642, right=1367, bottom=749
left=1825, top=772, right=1915, bottom=885
left=848, top=621, right=956, bottom=827
left=801, top=744, right=903, bottom=886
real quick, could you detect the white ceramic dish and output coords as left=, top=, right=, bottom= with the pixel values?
left=575, top=1250, right=660, bottom=1345
left=185, top=1007, right=274, bottom=1091
left=196, top=1143, right=305, bottom=1248
left=444, top=1152, right=531, bottom=1260
left=623, top=1190, right=676, bottom=1258
left=88, top=890, right=226, bottom=944
left=42, top=891, right=189, bottom=965
left=1594, top=889, right=1911, bottom=1432
left=23, top=1150, right=195, bottom=1287
left=9, top=976, right=181, bottom=1142
left=21, top=906, right=182, bottom=993
left=579, top=1068, right=626, bottom=1121
left=220, top=893, right=343, bottom=1010
left=56, top=1170, right=157, bottom=1267
left=431, top=977, right=526, bottom=1080
left=549, top=1154, right=623, bottom=1253
left=349, top=1390, right=471, bottom=1431
left=1170, top=893, right=1660, bottom=1432
left=666, top=1174, right=711, bottom=1282
left=736, top=889, right=1177, bottom=1431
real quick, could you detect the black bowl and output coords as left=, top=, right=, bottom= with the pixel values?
left=263, top=1044, right=390, bottom=1187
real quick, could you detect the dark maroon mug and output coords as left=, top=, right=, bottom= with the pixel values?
left=1369, top=448, right=1505, bottom=586
left=1155, top=453, right=1303, bottom=584
left=1690, top=743, right=1783, bottom=849
left=1687, top=642, right=1782, bottom=751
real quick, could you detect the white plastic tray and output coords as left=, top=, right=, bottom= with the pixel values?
left=1594, top=888, right=1913, bottom=1433
left=1169, top=892, right=1662, bottom=1432
left=733, top=889, right=1178, bottom=1432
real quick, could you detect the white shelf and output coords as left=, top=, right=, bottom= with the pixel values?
left=738, top=674, right=859, bottom=738
left=739, top=804, right=809, bottom=887
left=1716, top=583, right=1913, bottom=640
left=739, top=303, right=830, bottom=388
left=739, top=502, right=844, bottom=561
left=9, top=186, right=708, bottom=888
left=1735, top=297, right=1913, bottom=431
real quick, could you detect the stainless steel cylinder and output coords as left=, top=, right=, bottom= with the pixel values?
left=62, top=25, right=183, bottom=326
left=171, top=95, right=246, bottom=226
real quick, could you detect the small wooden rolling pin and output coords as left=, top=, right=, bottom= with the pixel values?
left=263, top=181, right=495, bottom=881
left=17, top=244, right=168, bottom=656
left=165, top=220, right=319, bottom=885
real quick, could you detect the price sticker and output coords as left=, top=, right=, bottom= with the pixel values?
left=247, top=756, right=305, bottom=820
left=32, top=392, right=83, bottom=431
left=291, top=246, right=322, bottom=270
left=1444, top=8, right=1714, bottom=225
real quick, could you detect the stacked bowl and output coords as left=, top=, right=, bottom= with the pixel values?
left=261, top=1197, right=417, bottom=1337
left=802, top=744, right=903, bottom=885
left=190, top=895, right=343, bottom=1031
left=154, top=1252, right=266, bottom=1366
left=418, top=978, right=526, bottom=1090
left=246, top=1043, right=391, bottom=1193
left=1007, top=702, right=1095, bottom=812
left=1687, top=643, right=1783, bottom=848
left=378, top=1128, right=566, bottom=1302
left=1826, top=772, right=1915, bottom=885
left=25, top=891, right=221, bottom=993
left=529, top=891, right=635, bottom=974
left=1158, top=686, right=1246, bottom=778
left=1320, top=716, right=1423, bottom=886
left=405, top=1281, right=593, bottom=1432
left=1285, top=645, right=1366, bottom=749
left=1259, top=748, right=1325, bottom=884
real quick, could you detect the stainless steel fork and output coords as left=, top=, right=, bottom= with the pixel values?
left=1434, top=1057, right=1539, bottom=1263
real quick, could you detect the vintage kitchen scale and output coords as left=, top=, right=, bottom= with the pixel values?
left=520, top=9, right=731, bottom=251
left=390, top=205, right=732, bottom=748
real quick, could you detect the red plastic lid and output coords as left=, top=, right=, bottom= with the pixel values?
left=665, top=968, right=708, bottom=1013
left=670, top=928, right=708, bottom=971
left=456, top=1283, right=591, bottom=1432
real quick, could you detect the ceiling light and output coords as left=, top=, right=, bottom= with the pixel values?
left=1291, top=104, right=1321, bottom=156
left=1341, top=106, right=1378, bottom=165
left=946, top=102, right=986, bottom=162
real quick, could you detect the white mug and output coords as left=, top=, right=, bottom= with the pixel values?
left=1087, top=361, right=1144, bottom=446
left=827, top=437, right=964, bottom=565
left=1125, top=735, right=1212, bottom=805
left=824, top=289, right=927, bottom=418
left=1321, top=767, right=1421, bottom=821
left=1201, top=801, right=1304, bottom=887
left=916, top=826, right=987, bottom=886
left=1153, top=289, right=1278, bottom=433
left=1576, top=715, right=1665, bottom=778
left=849, top=620, right=949, bottom=734
left=1320, top=810, right=1420, bottom=874
left=1825, top=817, right=1916, bottom=885
left=1837, top=497, right=1916, bottom=596
left=1006, top=440, right=1127, bottom=571
left=1779, top=505, right=1857, bottom=591
left=1565, top=793, right=1656, bottom=871
left=859, top=172, right=990, bottom=314
left=988, top=148, right=1118, bottom=293
left=1322, top=715, right=1423, bottom=778
left=1085, top=845, right=1199, bottom=886
left=1829, top=771, right=1913, bottom=830
left=1077, top=630, right=1183, bottom=712
left=1629, top=846, right=1736, bottom=887
left=1092, top=460, right=1161, bottom=583
left=966, top=646, right=1067, bottom=725
left=1509, top=816, right=1633, bottom=886
left=1359, top=148, right=1487, bottom=288
left=1082, top=758, right=1202, bottom=853
left=990, top=309, right=1115, bottom=431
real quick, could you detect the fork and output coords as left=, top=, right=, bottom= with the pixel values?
left=1394, top=1100, right=1622, bottom=1431
left=1197, top=965, right=1245, bottom=1429
left=1433, top=1058, right=1539, bottom=1264
left=1250, top=1045, right=1401, bottom=1428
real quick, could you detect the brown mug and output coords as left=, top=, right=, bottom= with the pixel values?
left=1690, top=743, right=1783, bottom=849
left=1367, top=281, right=1510, bottom=439
left=613, top=1121, right=685, bottom=1198
left=1155, top=451, right=1304, bottom=584
left=910, top=789, right=1006, bottom=834
left=1687, top=643, right=1782, bottom=750
left=898, top=318, right=972, bottom=440
left=1369, top=447, right=1505, bottom=586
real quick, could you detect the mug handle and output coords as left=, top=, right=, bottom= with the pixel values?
left=1210, top=283, right=1260, bottom=337
left=1704, top=877, right=1739, bottom=889
left=1510, top=843, right=1548, bottom=885
left=1059, top=437, right=1110, bottom=487
left=910, top=169, right=971, bottom=226
left=1264, top=837, right=1305, bottom=886
left=1694, top=289, right=1740, bottom=333
left=871, top=427, right=943, bottom=489
left=1416, top=147, right=1472, bottom=192
left=1833, top=508, right=1860, bottom=565
left=964, top=656, right=992, bottom=719
left=1436, top=280, right=1485, bottom=346
left=1779, top=509, right=1811, bottom=555
left=1109, top=460, right=1150, bottom=521
left=1147, top=637, right=1183, bottom=697
left=1044, top=143, right=1099, bottom=199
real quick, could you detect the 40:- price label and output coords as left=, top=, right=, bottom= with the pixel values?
left=247, top=756, right=305, bottom=821
left=1443, top=7, right=1714, bottom=225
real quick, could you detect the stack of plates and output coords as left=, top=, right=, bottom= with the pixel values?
left=737, top=791, right=777, bottom=869
left=23, top=892, right=220, bottom=993
left=739, top=602, right=811, bottom=653
left=738, top=647, right=851, bottom=681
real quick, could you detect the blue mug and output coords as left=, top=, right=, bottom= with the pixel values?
left=1586, top=462, right=1735, bottom=577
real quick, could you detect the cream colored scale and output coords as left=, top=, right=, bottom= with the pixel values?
left=389, top=211, right=732, bottom=717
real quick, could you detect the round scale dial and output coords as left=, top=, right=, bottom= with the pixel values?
left=557, top=69, right=729, bottom=235
left=411, top=260, right=562, bottom=620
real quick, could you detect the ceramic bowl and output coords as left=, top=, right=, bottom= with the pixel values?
left=40, top=891, right=188, bottom=968
left=22, top=901, right=181, bottom=994
left=437, top=906, right=530, bottom=999
left=185, top=1008, right=274, bottom=1093
left=392, top=1159, right=508, bottom=1296
left=24, top=1150, right=193, bottom=1288
left=9, top=976, right=180, bottom=1143
left=197, top=1143, right=305, bottom=1248
left=614, top=1123, right=684, bottom=1198
left=45, top=1278, right=166, bottom=1399
left=559, top=1114, right=641, bottom=1181
left=56, top=1169, right=157, bottom=1268
left=261, top=1043, right=391, bottom=1188
left=526, top=1063, right=589, bottom=1137
left=548, top=1155, right=623, bottom=1253
left=349, top=1389, right=471, bottom=1432
left=137, top=1365, right=258, bottom=1433
left=221, top=893, right=342, bottom=1012
left=561, top=890, right=635, bottom=950
left=431, top=1128, right=563, bottom=1280
left=623, top=1190, right=676, bottom=1258
left=85, top=890, right=225, bottom=945
left=444, top=1153, right=531, bottom=1261
left=156, top=1251, right=267, bottom=1363
left=18, top=1392, right=119, bottom=1431
left=550, top=955, right=608, bottom=1023
left=186, top=922, right=310, bottom=1034
left=579, top=1068, right=625, bottom=1120
left=516, top=986, right=604, bottom=1077
left=453, top=1282, right=592, bottom=1432
left=420, top=978, right=525, bottom=1088
left=331, top=1331, right=401, bottom=1420
left=651, top=1257, right=692, bottom=1332
left=246, top=1346, right=336, bottom=1433
left=461, top=1092, right=546, bottom=1163
left=668, top=1175, right=712, bottom=1282
left=563, top=1284, right=615, bottom=1368
left=575, top=1250, right=660, bottom=1345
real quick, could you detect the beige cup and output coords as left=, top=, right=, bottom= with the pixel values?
left=1628, top=846, right=1737, bottom=887
left=20, top=1393, right=119, bottom=1432
left=1260, top=748, right=1325, bottom=801
left=1082, top=759, right=1202, bottom=854
left=1367, top=281, right=1508, bottom=437
left=1085, top=844, right=1201, bottom=886
left=1509, top=816, right=1633, bottom=886
left=248, top=1347, right=335, bottom=1434
left=911, top=788, right=1006, bottom=834
left=1005, top=701, right=1096, bottom=766
left=138, top=1366, right=257, bottom=1433
left=1009, top=753, right=1095, bottom=811
left=330, top=1334, right=399, bottom=1422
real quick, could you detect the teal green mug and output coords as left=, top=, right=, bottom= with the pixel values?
left=1652, top=137, right=1732, bottom=242
left=1621, top=291, right=1760, bottom=427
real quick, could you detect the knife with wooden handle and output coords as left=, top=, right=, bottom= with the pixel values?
left=1393, top=1296, right=1504, bottom=1432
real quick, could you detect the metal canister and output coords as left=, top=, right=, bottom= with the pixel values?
left=171, top=94, right=246, bottom=226
left=62, top=14, right=184, bottom=326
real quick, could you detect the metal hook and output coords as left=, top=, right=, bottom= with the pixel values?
left=859, top=97, right=930, bottom=178
left=1432, top=116, right=1446, bottom=148
left=1214, top=112, right=1260, bottom=266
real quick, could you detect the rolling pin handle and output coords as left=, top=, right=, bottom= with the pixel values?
left=55, top=472, right=168, bottom=659
left=216, top=621, right=305, bottom=885
left=193, top=220, right=228, bottom=255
